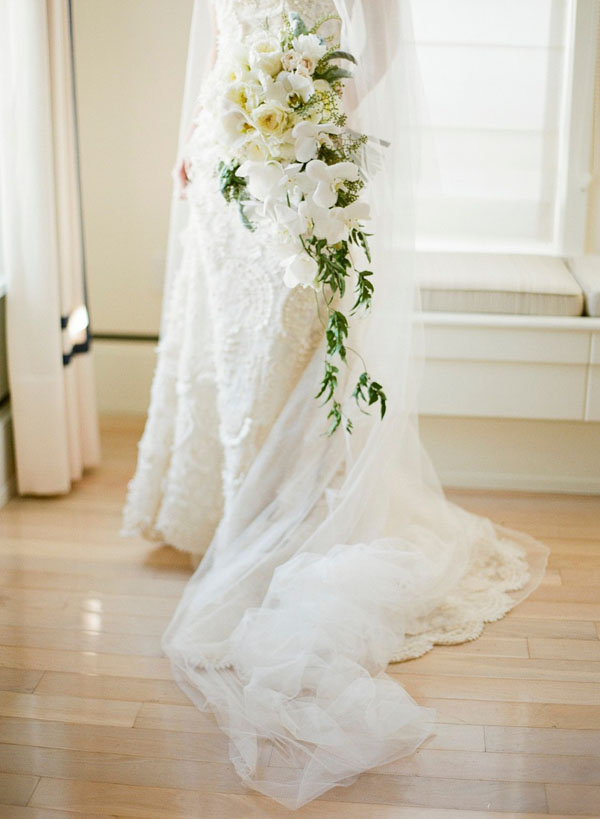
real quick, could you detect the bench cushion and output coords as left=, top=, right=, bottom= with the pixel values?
left=568, top=256, right=600, bottom=317
left=417, top=253, right=584, bottom=316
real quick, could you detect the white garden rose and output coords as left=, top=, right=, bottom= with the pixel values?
left=249, top=37, right=283, bottom=77
left=281, top=49, right=300, bottom=71
left=251, top=102, right=288, bottom=137
left=292, top=33, right=327, bottom=75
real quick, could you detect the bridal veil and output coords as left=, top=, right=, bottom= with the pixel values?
left=161, top=0, right=550, bottom=808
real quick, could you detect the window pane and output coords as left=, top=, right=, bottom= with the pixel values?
left=411, top=0, right=572, bottom=251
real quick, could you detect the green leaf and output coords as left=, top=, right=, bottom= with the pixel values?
left=326, top=311, right=349, bottom=361
left=314, top=65, right=354, bottom=83
left=327, top=401, right=343, bottom=436
left=351, top=270, right=374, bottom=313
left=324, top=50, right=357, bottom=64
left=315, top=361, right=339, bottom=404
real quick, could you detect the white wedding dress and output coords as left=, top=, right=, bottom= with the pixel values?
left=121, top=0, right=550, bottom=809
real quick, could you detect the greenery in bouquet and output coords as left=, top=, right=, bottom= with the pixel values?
left=216, top=11, right=386, bottom=434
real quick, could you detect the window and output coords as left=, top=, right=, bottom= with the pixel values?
left=411, top=0, right=598, bottom=256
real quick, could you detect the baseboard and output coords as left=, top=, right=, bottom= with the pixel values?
left=0, top=402, right=15, bottom=507
left=419, top=415, right=600, bottom=495
left=434, top=469, right=600, bottom=495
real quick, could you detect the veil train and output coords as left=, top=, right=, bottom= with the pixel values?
left=161, top=0, right=550, bottom=808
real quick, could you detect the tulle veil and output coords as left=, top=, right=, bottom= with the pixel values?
left=161, top=0, right=550, bottom=809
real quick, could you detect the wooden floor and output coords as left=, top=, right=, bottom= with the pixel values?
left=0, top=415, right=598, bottom=818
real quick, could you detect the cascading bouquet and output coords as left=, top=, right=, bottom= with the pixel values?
left=216, top=11, right=386, bottom=434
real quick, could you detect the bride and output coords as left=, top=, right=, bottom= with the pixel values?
left=121, top=0, right=549, bottom=809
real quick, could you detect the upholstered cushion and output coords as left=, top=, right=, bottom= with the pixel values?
left=568, top=256, right=600, bottom=317
left=417, top=253, right=584, bottom=316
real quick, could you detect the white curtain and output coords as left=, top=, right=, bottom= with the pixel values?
left=0, top=0, right=100, bottom=495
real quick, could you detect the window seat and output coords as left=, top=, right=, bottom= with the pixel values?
left=417, top=253, right=584, bottom=316
left=418, top=311, right=600, bottom=423
left=568, top=256, right=600, bottom=317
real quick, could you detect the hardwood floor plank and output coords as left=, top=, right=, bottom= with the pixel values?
left=27, top=775, right=551, bottom=816
left=393, top=674, right=600, bottom=705
left=25, top=777, right=565, bottom=819
left=0, top=586, right=179, bottom=618
left=0, top=772, right=39, bottom=807
left=393, top=654, right=600, bottom=684
left=370, top=748, right=600, bottom=785
left=133, top=703, right=228, bottom=734
left=0, top=718, right=229, bottom=762
left=0, top=645, right=172, bottom=679
left=0, top=550, right=190, bottom=579
left=0, top=603, right=170, bottom=636
left=419, top=698, right=600, bottom=730
left=444, top=491, right=600, bottom=540
left=0, top=807, right=109, bottom=819
left=529, top=586, right=600, bottom=604
left=528, top=638, right=600, bottom=662
left=0, top=690, right=140, bottom=727
left=0, top=624, right=162, bottom=657
left=549, top=552, right=600, bottom=569
left=0, top=567, right=187, bottom=598
left=485, top=599, right=600, bottom=621
left=427, top=636, right=529, bottom=658
left=561, top=569, right=600, bottom=586
left=323, top=771, right=548, bottom=812
left=0, top=668, right=43, bottom=694
left=34, top=671, right=188, bottom=705
left=484, top=725, right=600, bottom=757
left=0, top=744, right=246, bottom=794
left=545, top=784, right=600, bottom=816
left=481, top=617, right=598, bottom=641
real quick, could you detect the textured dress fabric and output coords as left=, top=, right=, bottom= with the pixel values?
left=121, top=0, right=331, bottom=554
left=122, top=0, right=550, bottom=809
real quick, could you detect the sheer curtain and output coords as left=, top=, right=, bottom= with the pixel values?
left=0, top=0, right=100, bottom=495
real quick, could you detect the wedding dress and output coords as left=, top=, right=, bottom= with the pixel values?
left=121, top=0, right=550, bottom=809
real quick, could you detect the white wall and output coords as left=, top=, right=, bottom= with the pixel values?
left=72, top=0, right=193, bottom=336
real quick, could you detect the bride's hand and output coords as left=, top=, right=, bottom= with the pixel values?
left=174, top=156, right=191, bottom=200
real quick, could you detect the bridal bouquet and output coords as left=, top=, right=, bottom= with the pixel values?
left=216, top=12, right=386, bottom=434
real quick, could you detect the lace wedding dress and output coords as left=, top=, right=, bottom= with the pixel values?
left=121, top=0, right=550, bottom=808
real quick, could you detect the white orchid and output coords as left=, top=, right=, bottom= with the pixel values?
left=305, top=159, right=360, bottom=209
left=269, top=201, right=309, bottom=237
left=283, top=252, right=319, bottom=289
left=299, top=197, right=371, bottom=245
left=293, top=121, right=342, bottom=163
left=278, top=71, right=315, bottom=105
left=237, top=160, right=285, bottom=201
